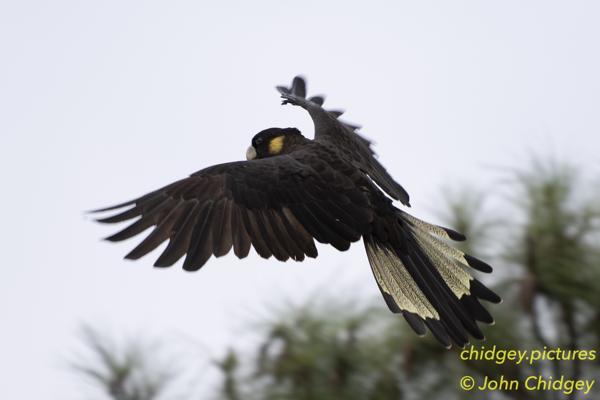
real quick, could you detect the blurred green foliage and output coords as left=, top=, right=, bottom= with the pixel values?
left=70, top=327, right=172, bottom=400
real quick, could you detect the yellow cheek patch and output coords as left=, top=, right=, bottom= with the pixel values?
left=268, top=135, right=285, bottom=155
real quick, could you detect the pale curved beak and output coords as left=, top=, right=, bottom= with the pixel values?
left=246, top=145, right=257, bottom=160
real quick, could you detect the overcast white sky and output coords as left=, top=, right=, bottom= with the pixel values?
left=1, top=1, right=600, bottom=398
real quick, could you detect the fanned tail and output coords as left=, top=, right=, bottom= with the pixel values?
left=364, top=210, right=500, bottom=348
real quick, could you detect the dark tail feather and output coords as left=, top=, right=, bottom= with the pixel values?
left=364, top=210, right=500, bottom=348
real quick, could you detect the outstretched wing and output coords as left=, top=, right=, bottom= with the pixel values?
left=277, top=76, right=411, bottom=206
left=93, top=150, right=374, bottom=271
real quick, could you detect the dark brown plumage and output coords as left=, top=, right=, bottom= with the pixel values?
left=93, top=76, right=500, bottom=348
